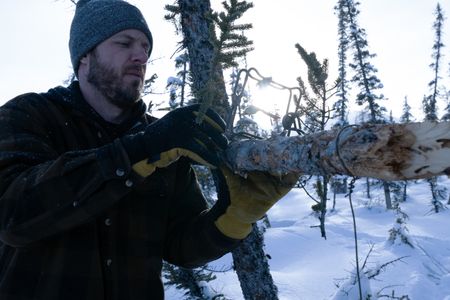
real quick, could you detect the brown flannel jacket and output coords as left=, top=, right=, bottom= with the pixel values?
left=0, top=82, right=238, bottom=300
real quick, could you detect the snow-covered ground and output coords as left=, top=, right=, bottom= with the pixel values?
left=166, top=178, right=450, bottom=299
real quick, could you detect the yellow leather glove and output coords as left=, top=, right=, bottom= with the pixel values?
left=215, top=167, right=299, bottom=239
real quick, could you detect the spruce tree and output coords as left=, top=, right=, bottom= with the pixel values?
left=342, top=0, right=394, bottom=208
left=168, top=52, right=191, bottom=108
left=163, top=263, right=226, bottom=299
left=440, top=91, right=450, bottom=121
left=209, top=2, right=281, bottom=298
left=295, top=44, right=337, bottom=238
left=343, top=0, right=386, bottom=123
left=400, top=96, right=414, bottom=123
left=162, top=48, right=222, bottom=300
left=423, top=3, right=445, bottom=122
left=333, top=0, right=351, bottom=128
left=166, top=2, right=283, bottom=299
left=388, top=205, right=414, bottom=248
left=329, top=0, right=352, bottom=207
left=423, top=3, right=447, bottom=213
left=208, top=2, right=279, bottom=298
left=169, top=0, right=253, bottom=119
left=397, top=96, right=415, bottom=205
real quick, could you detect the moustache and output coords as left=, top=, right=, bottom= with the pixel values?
left=123, top=65, right=146, bottom=79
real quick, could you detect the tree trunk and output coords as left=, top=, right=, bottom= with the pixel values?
left=178, top=0, right=230, bottom=117
left=383, top=181, right=392, bottom=209
left=178, top=0, right=277, bottom=297
left=365, top=178, right=371, bottom=199
left=232, top=224, right=278, bottom=300
left=319, top=176, right=329, bottom=238
left=225, top=122, right=450, bottom=181
left=402, top=181, right=408, bottom=202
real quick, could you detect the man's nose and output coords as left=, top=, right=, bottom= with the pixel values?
left=131, top=46, right=149, bottom=64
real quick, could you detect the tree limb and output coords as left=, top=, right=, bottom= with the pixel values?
left=224, top=122, right=450, bottom=180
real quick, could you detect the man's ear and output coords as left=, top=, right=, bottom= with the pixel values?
left=77, top=54, right=90, bottom=78
left=80, top=54, right=89, bottom=67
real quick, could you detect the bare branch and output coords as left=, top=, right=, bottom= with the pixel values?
left=365, top=256, right=409, bottom=279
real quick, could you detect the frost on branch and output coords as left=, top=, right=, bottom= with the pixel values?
left=224, top=122, right=450, bottom=181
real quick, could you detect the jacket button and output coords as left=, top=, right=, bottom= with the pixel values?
left=115, top=168, right=125, bottom=177
left=97, top=131, right=102, bottom=138
left=125, top=179, right=133, bottom=187
left=106, top=259, right=112, bottom=267
left=105, top=218, right=112, bottom=226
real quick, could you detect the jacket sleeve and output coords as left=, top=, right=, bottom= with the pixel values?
left=0, top=94, right=144, bottom=247
left=163, top=161, right=240, bottom=268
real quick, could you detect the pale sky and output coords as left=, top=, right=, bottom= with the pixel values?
left=1, top=0, right=450, bottom=122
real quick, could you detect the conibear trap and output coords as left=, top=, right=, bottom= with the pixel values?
left=224, top=121, right=450, bottom=181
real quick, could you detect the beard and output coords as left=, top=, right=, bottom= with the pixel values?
left=87, top=51, right=145, bottom=109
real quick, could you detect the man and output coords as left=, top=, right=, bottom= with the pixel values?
left=0, top=0, right=297, bottom=299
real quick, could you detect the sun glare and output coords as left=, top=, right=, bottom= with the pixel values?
left=244, top=85, right=286, bottom=130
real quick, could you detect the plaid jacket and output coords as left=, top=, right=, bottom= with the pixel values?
left=0, top=82, right=238, bottom=300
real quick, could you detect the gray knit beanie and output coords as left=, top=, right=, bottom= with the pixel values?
left=69, top=0, right=153, bottom=74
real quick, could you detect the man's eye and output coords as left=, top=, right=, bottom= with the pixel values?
left=117, top=41, right=130, bottom=47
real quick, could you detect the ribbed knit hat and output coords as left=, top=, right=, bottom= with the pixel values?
left=69, top=0, right=153, bottom=74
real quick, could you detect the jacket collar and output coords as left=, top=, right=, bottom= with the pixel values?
left=44, top=81, right=150, bottom=136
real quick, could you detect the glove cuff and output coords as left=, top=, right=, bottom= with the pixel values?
left=132, top=159, right=157, bottom=177
left=215, top=213, right=252, bottom=240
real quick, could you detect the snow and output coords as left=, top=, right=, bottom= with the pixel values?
left=166, top=76, right=182, bottom=86
left=165, top=178, right=450, bottom=299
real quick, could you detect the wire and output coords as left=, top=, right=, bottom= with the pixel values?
left=347, top=177, right=363, bottom=300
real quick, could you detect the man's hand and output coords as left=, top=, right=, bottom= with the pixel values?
left=214, top=166, right=299, bottom=239
left=121, top=104, right=227, bottom=177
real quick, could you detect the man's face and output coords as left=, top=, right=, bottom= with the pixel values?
left=86, top=29, right=150, bottom=108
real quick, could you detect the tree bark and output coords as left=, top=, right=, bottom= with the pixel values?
left=231, top=224, right=278, bottom=300
left=175, top=1, right=230, bottom=297
left=178, top=1, right=277, bottom=298
left=383, top=181, right=392, bottom=209
left=178, top=0, right=230, bottom=117
left=225, top=122, right=450, bottom=181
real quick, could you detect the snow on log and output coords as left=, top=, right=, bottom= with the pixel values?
left=224, top=122, right=450, bottom=181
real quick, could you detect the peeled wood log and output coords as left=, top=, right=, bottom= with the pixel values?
left=224, top=122, right=450, bottom=181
